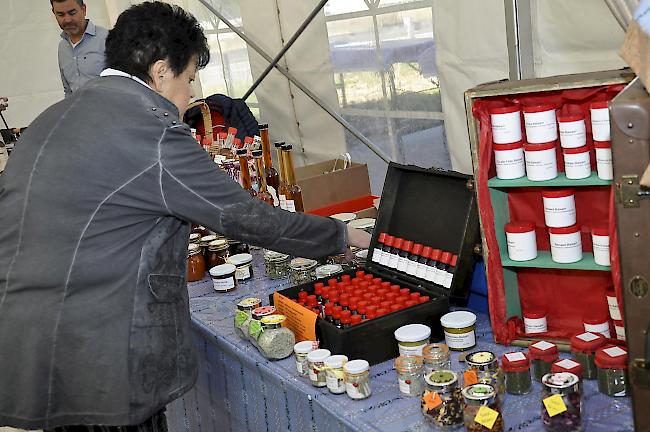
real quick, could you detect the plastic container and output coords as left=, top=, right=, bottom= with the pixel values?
left=462, top=384, right=503, bottom=432
left=541, top=372, right=582, bottom=432
left=422, top=343, right=452, bottom=374
left=529, top=341, right=559, bottom=382
left=502, top=352, right=532, bottom=395
left=606, top=288, right=622, bottom=320
left=465, top=351, right=505, bottom=395
left=440, top=311, right=476, bottom=351
left=583, top=311, right=611, bottom=338
left=524, top=141, right=558, bottom=181
left=209, top=263, right=237, bottom=292
left=395, top=355, right=425, bottom=397
left=595, top=345, right=629, bottom=397
left=233, top=297, right=262, bottom=339
left=523, top=309, right=548, bottom=334
left=227, top=253, right=253, bottom=282
left=590, top=101, right=610, bottom=141
left=394, top=324, right=431, bottom=356
left=289, top=257, right=318, bottom=285
left=614, top=320, right=626, bottom=341
left=523, top=104, right=558, bottom=143
left=549, top=225, right=583, bottom=263
left=570, top=332, right=606, bottom=380
left=542, top=189, right=576, bottom=228
left=591, top=224, right=610, bottom=267
left=344, top=359, right=372, bottom=399
left=421, top=370, right=464, bottom=430
left=558, top=113, right=587, bottom=149
left=594, top=140, right=613, bottom=180
left=307, top=349, right=331, bottom=387
left=490, top=105, right=522, bottom=144
left=264, top=250, right=290, bottom=279
left=551, top=358, right=584, bottom=381
left=257, top=315, right=295, bottom=360
left=293, top=340, right=316, bottom=377
left=563, top=145, right=591, bottom=179
left=325, top=354, right=348, bottom=394
left=505, top=221, right=537, bottom=261
left=493, top=142, right=526, bottom=179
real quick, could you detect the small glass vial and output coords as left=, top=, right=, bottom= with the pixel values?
left=289, top=257, right=318, bottom=285
left=207, top=239, right=230, bottom=269
left=541, top=372, right=583, bottom=432
left=421, top=370, right=464, bottom=430
left=324, top=355, right=348, bottom=394
left=465, top=351, right=505, bottom=396
left=293, top=340, right=316, bottom=377
left=257, top=315, right=295, bottom=360
left=233, top=297, right=262, bottom=339
left=595, top=345, right=629, bottom=396
left=344, top=359, right=372, bottom=400
left=570, top=332, right=606, bottom=380
left=307, top=349, right=331, bottom=387
left=187, top=243, right=206, bottom=282
left=422, top=343, right=451, bottom=375
left=394, top=355, right=425, bottom=397
left=529, top=341, right=559, bottom=382
left=264, top=250, right=291, bottom=279
left=462, top=384, right=503, bottom=432
left=501, top=352, right=532, bottom=395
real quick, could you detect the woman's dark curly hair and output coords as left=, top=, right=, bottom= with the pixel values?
left=105, top=1, right=210, bottom=83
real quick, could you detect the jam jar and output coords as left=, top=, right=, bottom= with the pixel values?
left=233, top=297, right=262, bottom=339
left=264, top=250, right=291, bottom=279
left=465, top=351, right=505, bottom=396
left=187, top=243, right=206, bottom=282
left=421, top=370, right=464, bottom=430
left=207, top=239, right=230, bottom=269
left=462, top=384, right=503, bottom=432
left=541, top=372, right=582, bottom=432
left=289, top=258, right=318, bottom=285
left=227, top=253, right=254, bottom=282
left=199, top=234, right=218, bottom=262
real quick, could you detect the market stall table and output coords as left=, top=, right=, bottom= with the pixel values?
left=166, top=250, right=634, bottom=432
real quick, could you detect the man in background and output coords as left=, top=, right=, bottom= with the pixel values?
left=52, top=0, right=108, bottom=97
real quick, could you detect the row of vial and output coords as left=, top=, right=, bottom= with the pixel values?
left=371, top=233, right=458, bottom=289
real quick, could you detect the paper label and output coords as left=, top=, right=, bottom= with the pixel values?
left=235, top=266, right=251, bottom=280
left=555, top=359, right=580, bottom=369
left=464, top=370, right=479, bottom=386
left=326, top=374, right=345, bottom=392
left=532, top=341, right=554, bottom=351
left=474, top=406, right=499, bottom=429
left=213, top=276, right=235, bottom=292
left=234, top=310, right=249, bottom=326
left=248, top=320, right=263, bottom=340
left=505, top=352, right=526, bottom=362
left=443, top=271, right=453, bottom=289
left=397, top=256, right=409, bottom=272
left=576, top=332, right=599, bottom=342
left=444, top=330, right=475, bottom=349
left=398, top=342, right=426, bottom=356
left=422, top=391, right=442, bottom=410
left=543, top=394, right=567, bottom=417
left=285, top=199, right=296, bottom=213
left=273, top=292, right=317, bottom=342
left=279, top=194, right=287, bottom=210
left=604, top=346, right=627, bottom=357
left=371, top=248, right=382, bottom=263
left=295, top=359, right=306, bottom=375
left=406, top=260, right=418, bottom=275
left=433, top=268, right=445, bottom=285
left=398, top=378, right=413, bottom=395
left=424, top=265, right=437, bottom=282
left=388, top=254, right=400, bottom=269
left=416, top=263, right=428, bottom=279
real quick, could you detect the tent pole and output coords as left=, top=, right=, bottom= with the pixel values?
left=196, top=0, right=392, bottom=164
left=504, top=0, right=534, bottom=80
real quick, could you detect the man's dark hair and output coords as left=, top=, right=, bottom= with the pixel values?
left=105, top=2, right=210, bottom=83
left=50, top=0, right=84, bottom=6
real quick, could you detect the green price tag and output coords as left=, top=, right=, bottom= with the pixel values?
left=249, top=320, right=264, bottom=340
left=235, top=311, right=249, bottom=326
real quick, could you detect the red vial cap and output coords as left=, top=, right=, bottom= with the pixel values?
left=431, top=249, right=442, bottom=261
left=412, top=243, right=423, bottom=255
left=244, top=136, right=254, bottom=144
left=419, top=296, right=430, bottom=303
left=421, top=246, right=432, bottom=259
left=410, top=292, right=421, bottom=301
left=489, top=104, right=520, bottom=115
left=440, top=252, right=452, bottom=264
left=364, top=274, right=374, bottom=281
left=339, top=295, right=350, bottom=307
left=404, top=300, right=418, bottom=308
left=340, top=315, right=351, bottom=325
left=360, top=281, right=370, bottom=290
left=233, top=138, right=242, bottom=148
left=341, top=274, right=351, bottom=283
left=332, top=308, right=342, bottom=319
left=390, top=284, right=401, bottom=293
left=324, top=303, right=334, bottom=314
left=218, top=132, right=227, bottom=140
left=321, top=286, right=330, bottom=299
left=380, top=300, right=392, bottom=309
left=356, top=271, right=365, bottom=278
left=450, top=255, right=458, bottom=267
left=376, top=308, right=389, bottom=316
left=381, top=282, right=391, bottom=290
left=227, top=127, right=237, bottom=135
left=385, top=236, right=395, bottom=247
left=390, top=304, right=401, bottom=312
left=373, top=277, right=382, bottom=285
left=357, top=305, right=367, bottom=315
left=563, top=145, right=590, bottom=155
left=298, top=291, right=308, bottom=299
left=378, top=232, right=387, bottom=244
left=327, top=278, right=338, bottom=287
left=393, top=238, right=404, bottom=249
left=350, top=314, right=363, bottom=325
left=385, top=293, right=399, bottom=302
left=402, top=240, right=413, bottom=253
left=399, top=288, right=411, bottom=297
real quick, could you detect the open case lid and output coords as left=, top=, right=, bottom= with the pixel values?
left=366, top=163, right=481, bottom=302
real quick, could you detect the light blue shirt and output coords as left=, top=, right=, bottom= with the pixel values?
left=58, top=20, right=108, bottom=97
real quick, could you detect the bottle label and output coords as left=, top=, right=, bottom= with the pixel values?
left=213, top=276, right=235, bottom=292
left=444, top=329, right=475, bottom=349
left=388, top=254, right=400, bottom=269
left=285, top=199, right=296, bottom=212
left=433, top=268, right=445, bottom=285
left=235, top=266, right=251, bottom=281
left=397, top=256, right=409, bottom=272
left=416, top=263, right=428, bottom=279
left=406, top=259, right=418, bottom=276
left=371, top=248, right=382, bottom=263
left=398, top=378, right=413, bottom=395
left=424, top=265, right=437, bottom=282
left=443, top=271, right=453, bottom=289
left=326, top=373, right=345, bottom=393
left=379, top=252, right=391, bottom=266
left=279, top=194, right=287, bottom=210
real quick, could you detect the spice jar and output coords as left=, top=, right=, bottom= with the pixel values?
left=394, top=355, right=425, bottom=397
left=421, top=370, right=464, bottom=430
left=558, top=113, right=586, bottom=149
left=394, top=324, right=431, bottom=356
left=595, top=345, right=629, bottom=396
left=570, top=332, right=606, bottom=380
left=594, top=140, right=613, bottom=180
left=264, top=250, right=290, bottom=279
left=542, top=189, right=576, bottom=228
left=549, top=225, right=583, bottom=264
left=248, top=306, right=276, bottom=347
left=289, top=257, right=318, bottom=285
left=590, top=100, right=610, bottom=141
left=233, top=297, right=262, bottom=339
left=207, top=239, right=230, bottom=268
left=422, top=343, right=452, bottom=374
left=493, top=141, right=526, bottom=180
left=315, top=264, right=343, bottom=279
left=465, top=351, right=505, bottom=395
left=551, top=359, right=584, bottom=382
left=591, top=224, right=610, bottom=267
left=344, top=359, right=372, bottom=400
left=209, top=263, right=237, bottom=293
left=187, top=243, right=206, bottom=282
left=502, top=352, right=532, bottom=395
left=529, top=341, right=559, bottom=382
left=307, top=349, right=331, bottom=387
left=293, top=340, right=316, bottom=377
left=563, top=145, right=591, bottom=180
left=523, top=309, right=548, bottom=334
left=582, top=311, right=611, bottom=338
left=257, top=315, right=295, bottom=360
left=523, top=104, right=558, bottom=143
left=462, top=384, right=503, bottom=432
left=324, top=354, right=348, bottom=394
left=490, top=104, right=522, bottom=144
left=440, top=311, right=477, bottom=351
left=505, top=221, right=537, bottom=261
left=524, top=141, right=558, bottom=181
left=227, top=253, right=253, bottom=282
left=541, top=372, right=582, bottom=432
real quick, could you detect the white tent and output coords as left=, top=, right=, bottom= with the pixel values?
left=0, top=0, right=627, bottom=192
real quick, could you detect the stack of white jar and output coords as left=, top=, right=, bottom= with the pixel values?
left=542, top=188, right=582, bottom=263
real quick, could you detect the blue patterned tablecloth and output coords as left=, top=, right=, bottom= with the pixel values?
left=166, top=251, right=634, bottom=432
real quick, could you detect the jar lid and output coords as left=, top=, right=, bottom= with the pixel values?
left=343, top=359, right=370, bottom=374
left=590, top=100, right=609, bottom=109
left=252, top=306, right=276, bottom=318
left=349, top=218, right=376, bottom=229
left=401, top=240, right=413, bottom=252
left=558, top=113, right=585, bottom=122
left=189, top=233, right=201, bottom=241
left=394, top=324, right=431, bottom=343
left=325, top=354, right=348, bottom=369
left=425, top=370, right=458, bottom=387
left=582, top=310, right=609, bottom=325
left=394, top=355, right=424, bottom=372
left=593, top=140, right=611, bottom=149
left=209, top=263, right=236, bottom=277
left=330, top=212, right=357, bottom=223
left=422, top=343, right=450, bottom=361
left=563, top=145, right=590, bottom=155
left=570, top=332, right=606, bottom=353
left=523, top=309, right=546, bottom=319
left=523, top=104, right=556, bottom=113
left=237, top=297, right=262, bottom=308
left=548, top=224, right=581, bottom=235
left=542, top=188, right=575, bottom=199
left=440, top=310, right=477, bottom=329
left=378, top=232, right=387, bottom=243
left=501, top=352, right=530, bottom=372
left=228, top=253, right=253, bottom=266
left=591, top=223, right=609, bottom=237
left=421, top=246, right=432, bottom=259
left=200, top=235, right=218, bottom=244
left=260, top=314, right=286, bottom=326
left=462, top=383, right=496, bottom=401
left=393, top=238, right=404, bottom=249
left=504, top=221, right=535, bottom=234
left=294, top=340, right=317, bottom=354
left=466, top=351, right=497, bottom=369
left=430, top=249, right=442, bottom=261
left=489, top=104, right=520, bottom=115
left=411, top=243, right=423, bottom=255
left=188, top=243, right=201, bottom=254
left=529, top=340, right=559, bottom=360
left=524, top=141, right=557, bottom=151
left=208, top=239, right=229, bottom=250
left=290, top=257, right=318, bottom=270
left=541, top=372, right=579, bottom=389
left=551, top=358, right=583, bottom=378
left=439, top=252, right=452, bottom=264
left=493, top=141, right=524, bottom=151
left=355, top=249, right=369, bottom=260
left=307, top=348, right=331, bottom=362
left=264, top=250, right=290, bottom=262
left=595, top=345, right=628, bottom=369
left=316, top=264, right=343, bottom=277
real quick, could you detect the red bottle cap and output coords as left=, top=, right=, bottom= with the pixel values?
left=595, top=345, right=628, bottom=370
left=373, top=277, right=382, bottom=285
left=357, top=305, right=367, bottom=315
left=227, top=127, right=238, bottom=135
left=244, top=136, right=254, bottom=144
left=390, top=284, right=401, bottom=293
left=440, top=252, right=452, bottom=265
left=419, top=296, right=430, bottom=303
left=489, top=104, right=520, bottom=115
left=404, top=300, right=418, bottom=308
left=351, top=277, right=361, bottom=286
left=410, top=292, right=421, bottom=301
left=307, top=297, right=318, bottom=307
left=385, top=293, right=399, bottom=302
left=385, top=236, right=394, bottom=247
left=328, top=278, right=338, bottom=287
left=340, top=315, right=351, bottom=325
left=380, top=300, right=392, bottom=309
left=528, top=341, right=559, bottom=361
left=421, top=246, right=432, bottom=259
left=332, top=308, right=342, bottom=319
left=330, top=295, right=339, bottom=304
left=399, top=288, right=411, bottom=297
left=360, top=281, right=370, bottom=290
left=324, top=303, right=334, bottom=315
left=390, top=303, right=401, bottom=312
left=376, top=289, right=389, bottom=298
left=321, top=286, right=330, bottom=299
left=501, top=352, right=531, bottom=372
left=314, top=282, right=324, bottom=290
left=356, top=271, right=365, bottom=278
left=233, top=138, right=242, bottom=148
left=364, top=274, right=374, bottom=281
left=551, top=358, right=584, bottom=379
left=493, top=141, right=524, bottom=151
left=431, top=249, right=442, bottom=261
left=298, top=291, right=308, bottom=299
left=350, top=314, right=363, bottom=325
left=339, top=294, right=349, bottom=307
left=411, top=243, right=423, bottom=255
left=341, top=274, right=351, bottom=283
left=349, top=297, right=360, bottom=311
left=450, top=255, right=458, bottom=267
left=381, top=282, right=391, bottom=290
left=378, top=232, right=387, bottom=244
left=402, top=240, right=413, bottom=253
left=376, top=308, right=389, bottom=316
left=393, top=238, right=404, bottom=249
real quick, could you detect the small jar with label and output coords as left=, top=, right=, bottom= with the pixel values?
left=505, top=221, right=537, bottom=261
left=523, top=104, right=558, bottom=144
left=462, top=384, right=503, bottom=432
left=395, top=355, right=425, bottom=397
left=563, top=145, right=591, bottom=180
left=570, top=332, right=606, bottom=380
left=606, top=288, right=622, bottom=321
left=493, top=141, right=526, bottom=180
left=307, top=349, right=331, bottom=387
left=490, top=105, right=522, bottom=144
left=594, top=140, right=613, bottom=180
left=207, top=239, right=230, bottom=269
left=199, top=234, right=218, bottom=262
left=233, top=297, right=262, bottom=339
left=591, top=224, right=610, bottom=267
left=227, top=253, right=254, bottom=282
left=524, top=141, right=558, bottom=181
left=502, top=352, right=532, bottom=395
left=549, top=225, right=583, bottom=264
left=209, top=263, right=237, bottom=293
left=187, top=243, right=206, bottom=282
left=529, top=341, right=559, bottom=382
left=289, top=257, right=318, bottom=285
left=614, top=320, right=626, bottom=341
left=595, top=345, right=629, bottom=396
left=541, top=372, right=582, bottom=432
left=590, top=100, right=610, bottom=141
left=422, top=343, right=452, bottom=374
left=551, top=358, right=584, bottom=382
left=421, top=370, right=464, bottom=430
left=228, top=239, right=250, bottom=256
left=523, top=309, right=547, bottom=334
left=257, top=315, right=296, bottom=360
left=315, top=264, right=343, bottom=279
left=465, top=351, right=505, bottom=395
left=558, top=113, right=587, bottom=149
left=293, top=340, right=316, bottom=377
left=440, top=311, right=477, bottom=351
left=344, top=359, right=372, bottom=400
left=582, top=311, right=611, bottom=338
left=264, top=250, right=291, bottom=279
left=248, top=306, right=276, bottom=348
left=542, top=189, right=576, bottom=228
left=394, top=324, right=431, bottom=356
left=325, top=355, right=348, bottom=394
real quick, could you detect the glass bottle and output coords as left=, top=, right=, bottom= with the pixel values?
left=257, top=315, right=296, bottom=360
left=501, top=352, right=532, bottom=395
left=236, top=148, right=257, bottom=198
left=421, top=370, right=464, bottom=430
left=275, top=141, right=288, bottom=209
left=344, top=360, right=372, bottom=399
left=422, top=343, right=452, bottom=374
left=434, top=252, right=452, bottom=287
left=465, top=351, right=505, bottom=396
left=388, top=238, right=403, bottom=269
left=407, top=243, right=422, bottom=276
left=397, top=240, right=413, bottom=273
left=258, top=124, right=280, bottom=191
left=372, top=232, right=387, bottom=263
left=187, top=243, right=206, bottom=282
left=207, top=239, right=230, bottom=269
left=395, top=355, right=425, bottom=397
left=251, top=150, right=274, bottom=205
left=529, top=341, right=559, bottom=382
left=281, top=144, right=304, bottom=212
left=233, top=297, right=262, bottom=339
left=380, top=235, right=395, bottom=266
left=462, top=384, right=503, bottom=432
left=425, top=248, right=441, bottom=283
left=541, top=372, right=583, bottom=432
left=416, top=246, right=431, bottom=280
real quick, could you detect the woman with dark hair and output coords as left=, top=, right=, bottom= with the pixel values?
left=0, top=2, right=369, bottom=431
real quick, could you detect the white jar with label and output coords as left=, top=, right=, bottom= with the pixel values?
left=505, top=220, right=537, bottom=261
left=524, top=142, right=558, bottom=181
left=583, top=312, right=611, bottom=338
left=542, top=188, right=576, bottom=228
left=227, top=253, right=253, bottom=281
left=440, top=311, right=477, bottom=351
left=523, top=104, right=558, bottom=143
left=590, top=100, right=610, bottom=141
left=594, top=140, right=613, bottom=180
left=591, top=224, right=610, bottom=267
left=558, top=113, right=587, bottom=149
left=394, top=324, right=431, bottom=356
left=493, top=142, right=526, bottom=179
left=563, top=145, right=592, bottom=179
left=324, top=355, right=348, bottom=394
left=490, top=105, right=522, bottom=144
left=209, top=263, right=237, bottom=292
left=307, top=349, right=331, bottom=387
left=606, top=289, right=622, bottom=321
left=344, top=360, right=371, bottom=400
left=549, top=224, right=583, bottom=263
left=293, top=340, right=316, bottom=377
left=523, top=309, right=548, bottom=334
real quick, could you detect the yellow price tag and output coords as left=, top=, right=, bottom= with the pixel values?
left=543, top=394, right=567, bottom=417
left=474, top=405, right=499, bottom=429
